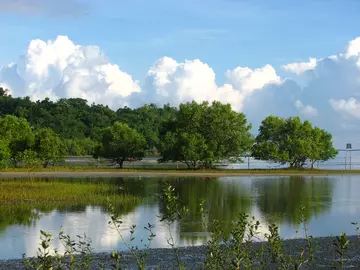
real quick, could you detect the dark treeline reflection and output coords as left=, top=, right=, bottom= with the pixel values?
left=156, top=176, right=334, bottom=240
left=158, top=177, right=253, bottom=236
left=0, top=176, right=334, bottom=239
left=252, top=176, right=334, bottom=224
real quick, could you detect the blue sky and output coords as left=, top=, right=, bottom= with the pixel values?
left=1, top=0, right=359, bottom=81
left=1, top=0, right=360, bottom=146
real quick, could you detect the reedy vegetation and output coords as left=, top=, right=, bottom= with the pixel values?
left=0, top=178, right=140, bottom=233
left=23, top=183, right=359, bottom=270
left=0, top=178, right=139, bottom=206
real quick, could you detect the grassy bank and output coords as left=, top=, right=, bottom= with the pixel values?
left=0, top=167, right=359, bottom=176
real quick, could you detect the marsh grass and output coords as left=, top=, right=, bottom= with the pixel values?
left=0, top=178, right=141, bottom=232
left=0, top=178, right=139, bottom=206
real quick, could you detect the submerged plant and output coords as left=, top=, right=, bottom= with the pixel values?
left=23, top=230, right=94, bottom=269
left=351, top=222, right=359, bottom=240
left=333, top=232, right=350, bottom=269
left=59, top=230, right=93, bottom=269
left=230, top=214, right=261, bottom=269
left=108, top=198, right=156, bottom=270
left=158, top=182, right=188, bottom=270
left=204, top=220, right=229, bottom=270
left=292, top=206, right=317, bottom=269
left=23, top=230, right=54, bottom=269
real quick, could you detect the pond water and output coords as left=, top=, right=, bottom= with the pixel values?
left=1, top=175, right=360, bottom=259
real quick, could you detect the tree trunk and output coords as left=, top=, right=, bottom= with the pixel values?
left=10, top=157, right=17, bottom=168
left=43, top=161, right=49, bottom=168
left=118, top=159, right=124, bottom=169
left=311, top=160, right=315, bottom=169
left=191, top=160, right=198, bottom=169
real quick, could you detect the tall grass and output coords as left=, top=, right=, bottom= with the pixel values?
left=0, top=178, right=141, bottom=232
left=0, top=178, right=139, bottom=206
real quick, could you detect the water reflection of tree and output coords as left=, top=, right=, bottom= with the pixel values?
left=158, top=177, right=253, bottom=239
left=253, top=176, right=334, bottom=225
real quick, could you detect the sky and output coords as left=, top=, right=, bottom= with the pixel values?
left=1, top=0, right=360, bottom=147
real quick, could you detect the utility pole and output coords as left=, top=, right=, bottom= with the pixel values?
left=346, top=143, right=352, bottom=170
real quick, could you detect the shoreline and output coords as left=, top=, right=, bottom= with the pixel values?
left=0, top=169, right=360, bottom=178
left=1, top=236, right=360, bottom=269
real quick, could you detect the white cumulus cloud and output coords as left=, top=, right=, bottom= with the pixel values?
left=142, top=56, right=281, bottom=111
left=282, top=58, right=317, bottom=75
left=1, top=37, right=283, bottom=112
left=344, top=37, right=360, bottom=59
left=225, top=64, right=281, bottom=93
left=4, top=35, right=360, bottom=146
left=0, top=36, right=140, bottom=108
left=329, top=97, right=360, bottom=119
left=294, top=100, right=318, bottom=117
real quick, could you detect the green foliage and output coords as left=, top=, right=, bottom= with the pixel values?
left=0, top=89, right=340, bottom=168
left=34, top=128, right=66, bottom=167
left=117, top=104, right=178, bottom=151
left=0, top=139, right=11, bottom=167
left=94, top=122, right=147, bottom=168
left=0, top=115, right=35, bottom=167
left=23, top=230, right=54, bottom=269
left=333, top=232, right=350, bottom=268
left=252, top=116, right=338, bottom=168
left=64, top=137, right=96, bottom=156
left=23, top=230, right=93, bottom=269
left=108, top=199, right=156, bottom=270
left=159, top=101, right=253, bottom=169
left=19, top=149, right=41, bottom=173
left=158, top=182, right=188, bottom=269
left=59, top=230, right=93, bottom=269
left=205, top=220, right=229, bottom=270
left=0, top=89, right=178, bottom=155
left=158, top=182, right=189, bottom=223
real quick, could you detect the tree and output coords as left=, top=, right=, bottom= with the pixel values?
left=116, top=103, right=178, bottom=153
left=64, top=138, right=95, bottom=156
left=0, top=93, right=180, bottom=155
left=34, top=128, right=66, bottom=168
left=19, top=149, right=41, bottom=173
left=94, top=122, right=147, bottom=168
left=0, top=139, right=10, bottom=168
left=0, top=115, right=35, bottom=167
left=308, top=127, right=338, bottom=168
left=0, top=87, right=9, bottom=97
left=252, top=116, right=338, bottom=168
left=160, top=132, right=208, bottom=169
left=158, top=101, right=253, bottom=169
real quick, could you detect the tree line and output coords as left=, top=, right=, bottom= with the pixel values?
left=0, top=87, right=338, bottom=169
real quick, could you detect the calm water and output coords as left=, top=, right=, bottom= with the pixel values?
left=1, top=175, right=360, bottom=259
